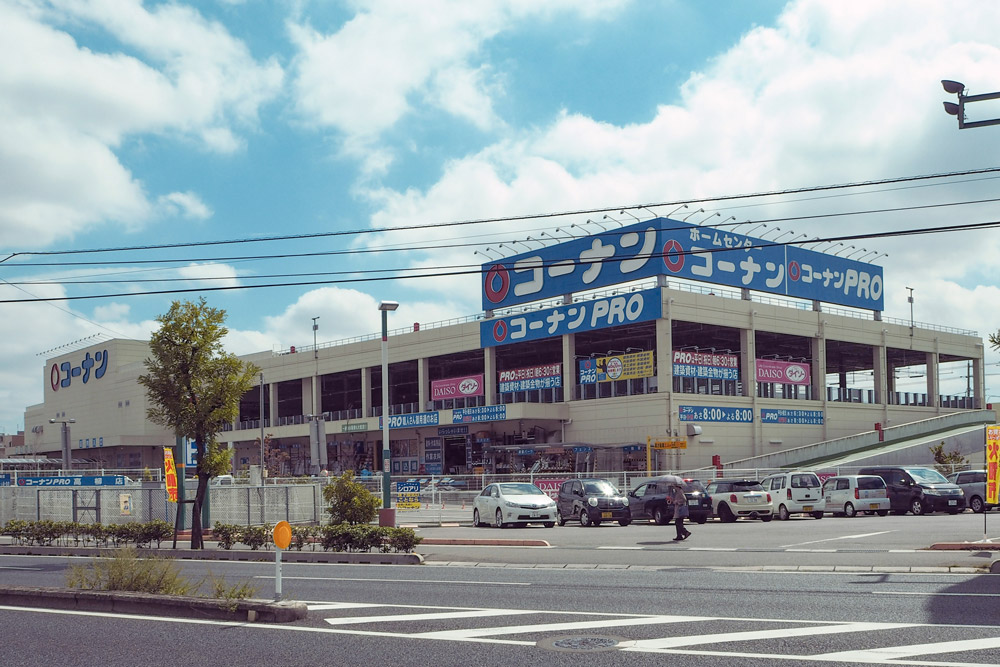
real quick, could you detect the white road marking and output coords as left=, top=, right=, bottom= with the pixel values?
left=780, top=530, right=893, bottom=548
left=324, top=609, right=538, bottom=625
left=597, top=546, right=643, bottom=550
left=881, top=591, right=1000, bottom=598
left=415, top=614, right=711, bottom=639
left=631, top=621, right=916, bottom=650
left=0, top=566, right=41, bottom=570
left=814, top=636, right=1000, bottom=661
left=263, top=576, right=529, bottom=586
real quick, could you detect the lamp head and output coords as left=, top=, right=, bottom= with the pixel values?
left=378, top=301, right=399, bottom=312
left=941, top=79, right=965, bottom=95
left=943, top=101, right=960, bottom=116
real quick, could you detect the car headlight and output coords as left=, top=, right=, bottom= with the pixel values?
left=504, top=500, right=519, bottom=508
left=923, top=488, right=941, bottom=496
left=588, top=497, right=598, bottom=507
left=622, top=497, right=629, bottom=507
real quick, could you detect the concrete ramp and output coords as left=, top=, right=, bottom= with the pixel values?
left=726, top=410, right=996, bottom=471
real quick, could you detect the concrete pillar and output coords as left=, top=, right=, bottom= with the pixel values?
left=268, top=383, right=278, bottom=427
left=417, top=357, right=429, bottom=411
left=740, top=329, right=756, bottom=398
left=974, top=347, right=985, bottom=408
left=361, top=367, right=372, bottom=417
left=927, top=349, right=940, bottom=409
left=301, top=377, right=315, bottom=415
left=562, top=333, right=576, bottom=400
left=484, top=347, right=496, bottom=405
left=655, top=317, right=672, bottom=393
left=872, top=340, right=887, bottom=406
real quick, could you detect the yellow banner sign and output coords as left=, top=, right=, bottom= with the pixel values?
left=164, top=447, right=178, bottom=503
left=653, top=439, right=687, bottom=450
left=592, top=350, right=654, bottom=383
left=987, top=425, right=1000, bottom=506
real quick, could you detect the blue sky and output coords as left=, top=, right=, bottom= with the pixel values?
left=2, top=0, right=1000, bottom=431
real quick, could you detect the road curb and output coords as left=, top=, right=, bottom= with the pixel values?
left=928, top=543, right=1000, bottom=551
left=0, top=545, right=423, bottom=565
left=419, top=538, right=550, bottom=547
left=0, top=586, right=307, bottom=623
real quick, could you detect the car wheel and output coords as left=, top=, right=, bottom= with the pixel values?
left=778, top=504, right=790, bottom=521
left=760, top=514, right=772, bottom=522
left=543, top=522, right=555, bottom=528
left=618, top=518, right=631, bottom=527
left=719, top=504, right=736, bottom=523
left=473, top=509, right=483, bottom=527
left=971, top=495, right=985, bottom=513
left=812, top=511, right=824, bottom=519
left=877, top=510, right=889, bottom=516
left=910, top=498, right=925, bottom=516
left=653, top=506, right=668, bottom=525
left=557, top=509, right=567, bottom=526
left=844, top=502, right=856, bottom=518
left=696, top=516, right=707, bottom=524
left=495, top=508, right=505, bottom=528
left=579, top=509, right=592, bottom=527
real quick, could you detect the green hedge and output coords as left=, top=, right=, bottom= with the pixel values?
left=2, top=519, right=173, bottom=548
left=212, top=522, right=422, bottom=553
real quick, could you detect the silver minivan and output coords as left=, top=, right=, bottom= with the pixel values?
left=760, top=471, right=825, bottom=520
left=822, top=475, right=890, bottom=517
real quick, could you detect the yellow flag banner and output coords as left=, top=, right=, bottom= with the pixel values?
left=164, top=447, right=178, bottom=503
left=987, top=425, right=1000, bottom=506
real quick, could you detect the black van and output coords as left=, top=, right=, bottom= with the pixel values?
left=556, top=479, right=631, bottom=527
left=857, top=466, right=966, bottom=515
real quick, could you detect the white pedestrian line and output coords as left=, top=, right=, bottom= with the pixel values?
left=814, top=636, right=1000, bottom=662
left=780, top=530, right=893, bottom=548
left=597, top=546, right=643, bottom=550
left=271, top=576, right=529, bottom=586
left=881, top=591, right=1000, bottom=598
left=324, top=608, right=540, bottom=625
left=630, top=621, right=916, bottom=650
left=415, top=614, right=711, bottom=639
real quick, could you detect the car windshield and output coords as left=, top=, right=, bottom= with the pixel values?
left=733, top=481, right=764, bottom=492
left=683, top=480, right=705, bottom=493
left=907, top=468, right=949, bottom=485
left=857, top=476, right=885, bottom=490
left=499, top=483, right=545, bottom=495
left=583, top=481, right=617, bottom=495
left=790, top=474, right=819, bottom=488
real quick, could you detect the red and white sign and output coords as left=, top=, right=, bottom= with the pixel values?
left=755, top=358, right=811, bottom=385
left=432, top=374, right=484, bottom=399
left=672, top=350, right=739, bottom=368
left=498, top=363, right=561, bottom=383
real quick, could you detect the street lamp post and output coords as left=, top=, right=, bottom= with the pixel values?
left=378, top=300, right=399, bottom=527
left=942, top=80, right=1000, bottom=129
left=48, top=417, right=75, bottom=471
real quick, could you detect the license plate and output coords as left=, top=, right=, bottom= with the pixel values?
left=869, top=503, right=880, bottom=510
left=601, top=511, right=612, bottom=519
left=687, top=499, right=698, bottom=506
left=948, top=500, right=957, bottom=506
left=530, top=512, right=540, bottom=518
left=803, top=505, right=813, bottom=511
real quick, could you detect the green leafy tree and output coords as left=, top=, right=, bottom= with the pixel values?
left=323, top=471, right=381, bottom=525
left=929, top=440, right=968, bottom=474
left=137, top=298, right=259, bottom=549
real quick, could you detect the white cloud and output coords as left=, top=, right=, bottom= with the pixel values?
left=0, top=1, right=283, bottom=247
left=157, top=192, right=213, bottom=221
left=176, top=263, right=241, bottom=289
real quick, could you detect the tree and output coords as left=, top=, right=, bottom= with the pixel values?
left=137, top=298, right=259, bottom=549
left=929, top=440, right=968, bottom=475
left=323, top=471, right=381, bottom=525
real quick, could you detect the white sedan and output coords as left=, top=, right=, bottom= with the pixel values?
left=473, top=482, right=557, bottom=528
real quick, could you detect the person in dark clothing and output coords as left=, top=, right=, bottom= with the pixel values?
left=671, top=483, right=691, bottom=541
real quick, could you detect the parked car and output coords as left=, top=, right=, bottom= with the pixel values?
left=760, top=471, right=825, bottom=520
left=704, top=478, right=772, bottom=522
left=628, top=477, right=712, bottom=525
left=556, top=478, right=631, bottom=527
left=473, top=482, right=557, bottom=528
left=821, top=475, right=890, bottom=517
left=857, top=466, right=966, bottom=515
left=947, top=470, right=994, bottom=513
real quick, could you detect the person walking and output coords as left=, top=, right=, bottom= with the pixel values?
left=671, top=483, right=691, bottom=541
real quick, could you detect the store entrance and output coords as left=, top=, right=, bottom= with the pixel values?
left=443, top=436, right=468, bottom=474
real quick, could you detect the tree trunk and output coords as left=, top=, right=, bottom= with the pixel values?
left=190, top=460, right=209, bottom=549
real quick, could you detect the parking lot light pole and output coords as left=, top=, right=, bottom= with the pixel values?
left=49, top=418, right=75, bottom=471
left=378, top=301, right=399, bottom=526
left=942, top=79, right=1000, bottom=129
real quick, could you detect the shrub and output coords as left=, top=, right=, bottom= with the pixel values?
left=323, top=471, right=380, bottom=525
left=206, top=570, right=258, bottom=607
left=290, top=525, right=313, bottom=551
left=241, top=525, right=270, bottom=551
left=318, top=524, right=352, bottom=552
left=213, top=522, right=241, bottom=550
left=386, top=527, right=422, bottom=553
left=66, top=548, right=194, bottom=595
left=143, top=520, right=174, bottom=548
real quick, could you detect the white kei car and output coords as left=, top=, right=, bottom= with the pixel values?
left=822, top=475, right=890, bottom=517
left=472, top=482, right=557, bottom=528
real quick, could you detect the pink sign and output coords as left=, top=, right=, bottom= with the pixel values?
left=431, top=374, right=485, bottom=399
left=672, top=350, right=739, bottom=368
left=755, top=358, right=811, bottom=385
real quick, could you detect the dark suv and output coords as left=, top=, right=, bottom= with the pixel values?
left=858, top=466, right=966, bottom=515
left=628, top=478, right=712, bottom=525
left=556, top=479, right=631, bottom=527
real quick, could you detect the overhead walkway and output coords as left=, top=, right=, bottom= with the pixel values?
left=725, top=409, right=997, bottom=472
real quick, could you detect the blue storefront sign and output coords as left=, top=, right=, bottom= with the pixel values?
left=481, top=288, right=662, bottom=348
left=573, top=446, right=593, bottom=453
left=761, top=409, right=825, bottom=425
left=15, top=475, right=127, bottom=487
left=438, top=425, right=469, bottom=436
left=0, top=473, right=11, bottom=486
left=379, top=412, right=440, bottom=429
left=396, top=481, right=420, bottom=493
left=453, top=405, right=507, bottom=423
left=678, top=405, right=755, bottom=423
left=481, top=217, right=883, bottom=312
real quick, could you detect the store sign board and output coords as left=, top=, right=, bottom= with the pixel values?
left=679, top=405, right=754, bottom=423
left=760, top=409, right=824, bottom=425
left=453, top=405, right=507, bottom=423
left=481, top=288, right=662, bottom=348
left=481, top=217, right=883, bottom=311
left=756, top=359, right=811, bottom=386
left=379, top=412, right=440, bottom=429
left=579, top=350, right=654, bottom=384
left=431, top=374, right=484, bottom=399
left=499, top=363, right=562, bottom=393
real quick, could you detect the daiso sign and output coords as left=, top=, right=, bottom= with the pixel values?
left=431, top=374, right=485, bottom=399
left=755, top=359, right=811, bottom=386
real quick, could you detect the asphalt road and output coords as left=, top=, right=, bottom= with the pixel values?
left=2, top=556, right=1000, bottom=666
